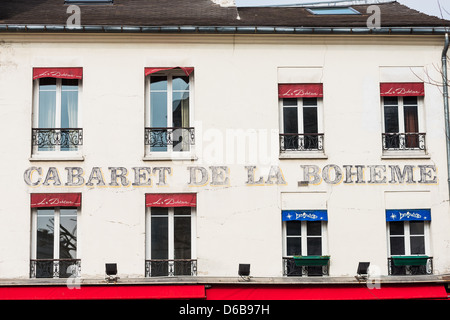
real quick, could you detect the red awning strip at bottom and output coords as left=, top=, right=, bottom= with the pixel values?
left=205, top=284, right=448, bottom=300
left=0, top=285, right=205, bottom=300
left=0, top=284, right=446, bottom=300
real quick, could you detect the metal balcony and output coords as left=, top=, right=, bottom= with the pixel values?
left=145, top=259, right=197, bottom=277
left=30, top=259, right=81, bottom=279
left=280, top=133, right=324, bottom=152
left=32, top=128, right=83, bottom=150
left=382, top=132, right=426, bottom=151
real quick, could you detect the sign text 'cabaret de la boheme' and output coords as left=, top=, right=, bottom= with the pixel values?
left=23, top=164, right=438, bottom=188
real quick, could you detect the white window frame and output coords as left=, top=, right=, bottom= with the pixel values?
left=144, top=70, right=195, bottom=160
left=386, top=220, right=431, bottom=257
left=381, top=96, right=427, bottom=156
left=279, top=97, right=326, bottom=158
left=282, top=220, right=328, bottom=257
left=31, top=78, right=83, bottom=160
left=145, top=207, right=197, bottom=262
left=30, top=207, right=81, bottom=278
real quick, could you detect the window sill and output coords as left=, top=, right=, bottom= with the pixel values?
left=29, top=155, right=85, bottom=162
left=381, top=152, right=430, bottom=160
left=279, top=152, right=328, bottom=160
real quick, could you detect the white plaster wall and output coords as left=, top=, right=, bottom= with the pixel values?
left=0, top=34, right=448, bottom=279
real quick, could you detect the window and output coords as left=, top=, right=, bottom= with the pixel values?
left=30, top=193, right=81, bottom=279
left=145, top=193, right=197, bottom=277
left=278, top=84, right=324, bottom=154
left=380, top=83, right=426, bottom=153
left=285, top=221, right=323, bottom=256
left=307, top=7, right=360, bottom=15
left=32, top=68, right=83, bottom=158
left=282, top=210, right=328, bottom=276
left=144, top=67, right=194, bottom=158
left=386, top=209, right=432, bottom=275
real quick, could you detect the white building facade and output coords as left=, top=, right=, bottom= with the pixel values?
left=0, top=0, right=449, bottom=300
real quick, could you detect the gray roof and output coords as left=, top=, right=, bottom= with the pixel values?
left=0, top=0, right=449, bottom=34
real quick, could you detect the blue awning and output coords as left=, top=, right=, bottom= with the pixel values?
left=386, top=209, right=431, bottom=222
left=282, top=210, right=328, bottom=221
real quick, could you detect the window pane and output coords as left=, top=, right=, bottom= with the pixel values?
left=384, top=106, right=399, bottom=133
left=59, top=208, right=77, bottom=259
left=287, top=238, right=301, bottom=256
left=410, top=221, right=424, bottom=235
left=174, top=207, right=191, bottom=216
left=307, top=221, right=321, bottom=236
left=151, top=207, right=168, bottom=216
left=389, top=222, right=404, bottom=235
left=172, top=90, right=190, bottom=152
left=37, top=209, right=55, bottom=259
left=151, top=216, right=168, bottom=259
left=307, top=237, right=322, bottom=256
left=150, top=92, right=168, bottom=128
left=283, top=107, right=298, bottom=134
left=303, top=107, right=318, bottom=134
left=61, top=80, right=79, bottom=151
left=403, top=96, right=418, bottom=105
left=172, top=76, right=189, bottom=91
left=303, top=98, right=317, bottom=106
left=286, top=221, right=301, bottom=236
left=150, top=84, right=168, bottom=152
left=384, top=97, right=398, bottom=106
left=61, top=80, right=78, bottom=129
left=38, top=78, right=57, bottom=152
left=390, top=237, right=405, bottom=255
left=404, top=106, right=418, bottom=133
left=150, top=76, right=167, bottom=91
left=283, top=98, right=297, bottom=106
left=174, top=216, right=191, bottom=259
left=410, top=236, right=425, bottom=255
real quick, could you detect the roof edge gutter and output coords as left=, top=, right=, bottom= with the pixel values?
left=442, top=32, right=450, bottom=200
left=0, top=25, right=449, bottom=35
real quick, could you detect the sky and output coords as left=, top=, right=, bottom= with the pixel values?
left=235, top=0, right=450, bottom=20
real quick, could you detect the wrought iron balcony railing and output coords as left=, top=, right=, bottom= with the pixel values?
left=145, top=259, right=197, bottom=277
left=280, top=133, right=324, bottom=152
left=388, top=257, right=433, bottom=276
left=32, top=128, right=83, bottom=150
left=144, top=127, right=195, bottom=151
left=282, top=257, right=329, bottom=277
left=30, top=259, right=81, bottom=279
left=382, top=133, right=426, bottom=151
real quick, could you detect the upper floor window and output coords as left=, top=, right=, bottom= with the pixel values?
left=278, top=83, right=324, bottom=155
left=145, top=193, right=197, bottom=277
left=282, top=210, right=329, bottom=277
left=30, top=193, right=81, bottom=279
left=380, top=83, right=426, bottom=154
left=32, top=68, right=83, bottom=159
left=386, top=209, right=432, bottom=275
left=144, top=67, right=195, bottom=159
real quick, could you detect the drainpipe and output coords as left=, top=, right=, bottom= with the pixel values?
left=442, top=33, right=450, bottom=199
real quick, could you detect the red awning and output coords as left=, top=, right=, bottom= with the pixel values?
left=146, top=193, right=196, bottom=207
left=380, top=82, right=425, bottom=97
left=206, top=284, right=448, bottom=300
left=278, top=83, right=323, bottom=98
left=31, top=193, right=81, bottom=208
left=145, top=67, right=194, bottom=77
left=33, top=67, right=83, bottom=80
left=0, top=285, right=205, bottom=300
